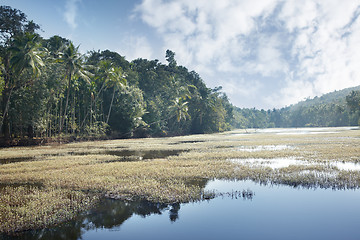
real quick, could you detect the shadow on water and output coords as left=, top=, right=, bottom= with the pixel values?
left=1, top=199, right=181, bottom=240
left=168, top=140, right=205, bottom=145
left=63, top=149, right=185, bottom=161
left=101, top=149, right=185, bottom=161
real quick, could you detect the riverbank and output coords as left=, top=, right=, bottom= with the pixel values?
left=1, top=127, right=359, bottom=234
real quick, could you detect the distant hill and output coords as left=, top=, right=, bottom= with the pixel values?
left=290, top=85, right=360, bottom=111
left=232, top=86, right=360, bottom=128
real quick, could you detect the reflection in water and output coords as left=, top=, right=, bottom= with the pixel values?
left=230, top=157, right=360, bottom=172
left=2, top=180, right=360, bottom=240
left=2, top=199, right=180, bottom=240
left=169, top=203, right=180, bottom=222
left=229, top=157, right=309, bottom=169
left=102, top=149, right=184, bottom=161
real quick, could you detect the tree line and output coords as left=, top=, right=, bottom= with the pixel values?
left=0, top=6, right=233, bottom=144
left=232, top=87, right=360, bottom=129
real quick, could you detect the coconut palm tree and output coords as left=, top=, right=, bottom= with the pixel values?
left=56, top=42, right=92, bottom=133
left=0, top=32, right=46, bottom=138
left=80, top=61, right=126, bottom=128
left=105, top=66, right=127, bottom=124
left=169, top=97, right=190, bottom=122
left=9, top=33, right=45, bottom=77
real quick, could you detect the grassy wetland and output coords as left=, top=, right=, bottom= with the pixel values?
left=1, top=127, right=359, bottom=235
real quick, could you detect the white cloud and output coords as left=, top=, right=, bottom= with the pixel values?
left=64, top=0, right=81, bottom=29
left=134, top=0, right=360, bottom=108
left=268, top=0, right=360, bottom=106
left=243, top=34, right=289, bottom=77
left=135, top=0, right=279, bottom=67
left=117, top=35, right=154, bottom=61
left=266, top=77, right=316, bottom=108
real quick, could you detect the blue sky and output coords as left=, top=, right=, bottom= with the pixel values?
left=2, top=0, right=360, bottom=109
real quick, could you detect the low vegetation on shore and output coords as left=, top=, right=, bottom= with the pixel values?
left=1, top=127, right=359, bottom=234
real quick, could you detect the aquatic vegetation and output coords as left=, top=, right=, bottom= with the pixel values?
left=0, top=186, right=98, bottom=234
left=0, top=127, right=359, bottom=234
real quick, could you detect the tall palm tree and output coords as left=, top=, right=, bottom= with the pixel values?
left=105, top=66, right=127, bottom=124
left=0, top=32, right=46, bottom=138
left=57, top=42, right=92, bottom=133
left=80, top=61, right=126, bottom=128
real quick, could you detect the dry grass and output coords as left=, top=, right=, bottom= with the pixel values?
left=0, top=127, right=359, bottom=233
left=0, top=186, right=98, bottom=234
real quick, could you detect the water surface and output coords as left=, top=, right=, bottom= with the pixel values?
left=5, top=180, right=360, bottom=240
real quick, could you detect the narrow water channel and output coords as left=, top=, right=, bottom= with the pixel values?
left=4, top=179, right=360, bottom=240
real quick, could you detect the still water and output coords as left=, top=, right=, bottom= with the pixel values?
left=0, top=150, right=184, bottom=164
left=5, top=179, right=360, bottom=240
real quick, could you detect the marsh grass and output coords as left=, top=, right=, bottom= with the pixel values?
left=0, top=186, right=98, bottom=234
left=0, top=127, right=359, bottom=233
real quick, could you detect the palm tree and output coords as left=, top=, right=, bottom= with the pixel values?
left=56, top=42, right=92, bottom=133
left=105, top=66, right=127, bottom=124
left=0, top=32, right=46, bottom=138
left=169, top=97, right=190, bottom=122
left=9, top=33, right=46, bottom=77
left=80, top=61, right=126, bottom=128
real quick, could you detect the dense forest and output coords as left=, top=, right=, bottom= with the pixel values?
left=233, top=86, right=360, bottom=129
left=1, top=6, right=359, bottom=146
left=0, top=6, right=233, bottom=145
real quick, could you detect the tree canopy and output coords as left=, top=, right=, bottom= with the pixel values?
left=0, top=6, right=234, bottom=144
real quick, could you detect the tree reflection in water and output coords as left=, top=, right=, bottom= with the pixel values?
left=169, top=203, right=180, bottom=222
left=2, top=199, right=180, bottom=240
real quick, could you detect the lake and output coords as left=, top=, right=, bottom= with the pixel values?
left=1, top=127, right=359, bottom=239
left=5, top=179, right=360, bottom=240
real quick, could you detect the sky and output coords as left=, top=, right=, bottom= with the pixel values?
left=2, top=0, right=360, bottom=109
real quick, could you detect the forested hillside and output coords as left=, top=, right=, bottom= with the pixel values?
left=0, top=6, right=233, bottom=144
left=233, top=86, right=360, bottom=129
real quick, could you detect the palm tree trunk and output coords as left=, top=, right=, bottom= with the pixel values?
left=58, top=97, right=62, bottom=134
left=80, top=80, right=107, bottom=129
left=72, top=93, right=76, bottom=134
left=0, top=86, right=14, bottom=139
left=60, top=72, right=71, bottom=133
left=106, top=86, right=117, bottom=124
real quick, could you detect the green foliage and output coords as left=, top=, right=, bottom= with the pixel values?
left=107, top=85, right=146, bottom=136
left=165, top=49, right=177, bottom=68
left=9, top=32, right=46, bottom=77
left=346, top=90, right=360, bottom=112
left=0, top=5, right=40, bottom=45
left=0, top=10, right=46, bottom=139
left=232, top=86, right=360, bottom=129
left=0, top=6, right=234, bottom=141
left=169, top=97, right=189, bottom=122
left=84, top=121, right=109, bottom=137
left=346, top=90, right=360, bottom=126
